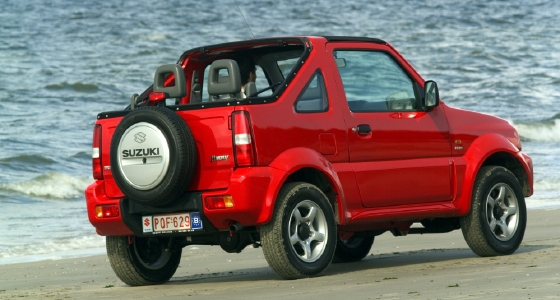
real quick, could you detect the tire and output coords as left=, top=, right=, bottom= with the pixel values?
left=332, top=235, right=374, bottom=263
left=106, top=236, right=182, bottom=286
left=110, top=106, right=197, bottom=206
left=261, top=182, right=337, bottom=279
left=460, top=166, right=527, bottom=257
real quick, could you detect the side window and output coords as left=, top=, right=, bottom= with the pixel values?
left=295, top=71, right=328, bottom=113
left=254, top=65, right=271, bottom=97
left=202, top=64, right=211, bottom=102
left=278, top=58, right=299, bottom=78
left=335, top=50, right=417, bottom=112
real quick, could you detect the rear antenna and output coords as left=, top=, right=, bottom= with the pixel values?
left=234, top=0, right=256, bottom=39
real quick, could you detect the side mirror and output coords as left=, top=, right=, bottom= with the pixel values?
left=152, top=64, right=186, bottom=99
left=423, top=80, right=440, bottom=109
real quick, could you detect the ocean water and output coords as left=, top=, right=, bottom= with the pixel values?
left=0, top=0, right=558, bottom=265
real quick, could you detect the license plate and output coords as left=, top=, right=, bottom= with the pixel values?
left=142, top=212, right=203, bottom=233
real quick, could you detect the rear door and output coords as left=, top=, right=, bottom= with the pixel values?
left=327, top=42, right=453, bottom=208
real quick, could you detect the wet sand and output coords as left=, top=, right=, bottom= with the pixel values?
left=1, top=209, right=559, bottom=299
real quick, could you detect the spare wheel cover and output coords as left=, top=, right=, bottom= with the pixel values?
left=117, top=122, right=170, bottom=190
left=110, top=106, right=197, bottom=207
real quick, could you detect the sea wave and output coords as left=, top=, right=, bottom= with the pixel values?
left=0, top=235, right=105, bottom=265
left=512, top=119, right=560, bottom=142
left=534, top=178, right=560, bottom=191
left=0, top=172, right=93, bottom=200
left=0, top=154, right=55, bottom=165
left=45, top=82, right=99, bottom=92
left=527, top=179, right=560, bottom=209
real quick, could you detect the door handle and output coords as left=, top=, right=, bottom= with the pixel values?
left=355, top=124, right=371, bottom=135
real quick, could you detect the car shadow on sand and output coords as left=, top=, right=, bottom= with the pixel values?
left=325, top=244, right=551, bottom=275
left=167, top=244, right=551, bottom=285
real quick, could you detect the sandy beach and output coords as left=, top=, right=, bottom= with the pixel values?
left=1, top=209, right=559, bottom=299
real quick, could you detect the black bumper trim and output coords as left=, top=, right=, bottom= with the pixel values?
left=120, top=192, right=219, bottom=237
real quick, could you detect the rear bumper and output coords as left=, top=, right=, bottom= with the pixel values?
left=85, top=181, right=133, bottom=236
left=85, top=166, right=287, bottom=236
left=201, top=166, right=286, bottom=229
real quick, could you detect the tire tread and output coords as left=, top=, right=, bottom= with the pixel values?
left=106, top=236, right=151, bottom=286
left=106, top=236, right=181, bottom=286
left=460, top=166, right=526, bottom=257
left=332, top=236, right=374, bottom=263
left=110, top=106, right=197, bottom=207
left=261, top=182, right=335, bottom=279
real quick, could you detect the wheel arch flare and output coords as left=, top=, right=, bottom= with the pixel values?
left=266, top=147, right=347, bottom=225
left=453, top=133, right=533, bottom=215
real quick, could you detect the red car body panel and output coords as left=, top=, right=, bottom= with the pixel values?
left=85, top=180, right=132, bottom=236
left=85, top=36, right=533, bottom=235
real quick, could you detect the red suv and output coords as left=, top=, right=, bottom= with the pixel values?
left=85, top=36, right=533, bottom=286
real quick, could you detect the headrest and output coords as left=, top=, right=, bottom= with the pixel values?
left=207, top=59, right=241, bottom=96
left=153, top=64, right=186, bottom=98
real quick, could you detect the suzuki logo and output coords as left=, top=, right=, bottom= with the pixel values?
left=134, top=132, right=146, bottom=143
left=144, top=218, right=150, bottom=227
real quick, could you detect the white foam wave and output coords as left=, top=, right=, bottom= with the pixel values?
left=512, top=119, right=560, bottom=142
left=0, top=235, right=105, bottom=265
left=144, top=33, right=169, bottom=41
left=0, top=172, right=93, bottom=200
left=534, top=178, right=560, bottom=191
left=526, top=199, right=560, bottom=210
left=527, top=178, right=560, bottom=209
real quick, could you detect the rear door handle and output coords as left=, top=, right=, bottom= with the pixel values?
left=356, top=124, right=371, bottom=135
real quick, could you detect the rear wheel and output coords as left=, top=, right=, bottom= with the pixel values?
left=261, top=182, right=336, bottom=279
left=332, top=235, right=374, bottom=263
left=460, top=166, right=527, bottom=256
left=106, top=236, right=181, bottom=286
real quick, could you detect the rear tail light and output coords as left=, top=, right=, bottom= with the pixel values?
left=232, top=111, right=256, bottom=167
left=95, top=205, right=120, bottom=218
left=92, top=124, right=103, bottom=180
left=204, top=195, right=234, bottom=209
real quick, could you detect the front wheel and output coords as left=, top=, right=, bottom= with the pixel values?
left=106, top=236, right=181, bottom=286
left=460, top=166, right=527, bottom=256
left=261, top=182, right=337, bottom=279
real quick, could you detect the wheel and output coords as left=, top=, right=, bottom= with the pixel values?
left=110, top=106, right=197, bottom=206
left=106, top=236, right=182, bottom=286
left=332, top=235, right=374, bottom=263
left=460, top=166, right=527, bottom=256
left=260, top=182, right=336, bottom=279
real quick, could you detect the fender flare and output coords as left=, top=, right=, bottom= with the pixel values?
left=260, top=147, right=347, bottom=224
left=453, top=133, right=529, bottom=215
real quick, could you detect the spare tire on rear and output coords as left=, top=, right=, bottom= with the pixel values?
left=110, top=106, right=197, bottom=207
